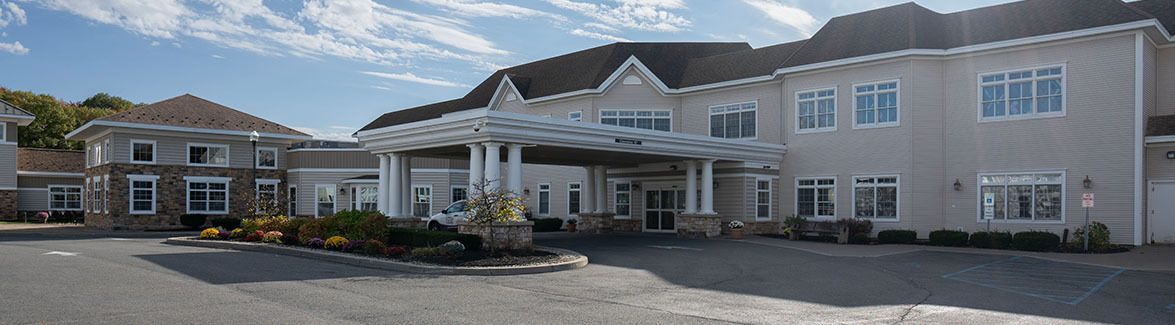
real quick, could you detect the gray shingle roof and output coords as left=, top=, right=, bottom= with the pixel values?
left=17, top=148, right=84, bottom=173
left=99, top=94, right=309, bottom=136
left=1130, top=0, right=1175, bottom=35
left=0, top=98, right=34, bottom=117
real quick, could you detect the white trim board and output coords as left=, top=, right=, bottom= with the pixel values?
left=16, top=171, right=85, bottom=177
left=66, top=120, right=312, bottom=141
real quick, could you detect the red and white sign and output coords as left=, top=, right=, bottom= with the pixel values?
left=1082, top=193, right=1095, bottom=208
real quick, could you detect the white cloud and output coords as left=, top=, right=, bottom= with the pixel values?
left=0, top=40, right=27, bottom=54
left=742, top=0, right=819, bottom=37
left=37, top=0, right=191, bottom=38
left=210, top=54, right=224, bottom=59
left=150, top=40, right=160, bottom=46
left=292, top=126, right=358, bottom=142
left=0, top=1, right=27, bottom=28
left=361, top=71, right=470, bottom=88
left=571, top=28, right=630, bottom=42
left=547, top=0, right=691, bottom=32
left=414, top=0, right=565, bottom=21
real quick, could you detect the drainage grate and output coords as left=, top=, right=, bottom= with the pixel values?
left=943, top=256, right=1124, bottom=305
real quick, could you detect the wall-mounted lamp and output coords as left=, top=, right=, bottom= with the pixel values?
left=1167, top=151, right=1175, bottom=159
left=669, top=164, right=678, bottom=171
left=1083, top=175, right=1092, bottom=189
left=632, top=183, right=641, bottom=190
left=713, top=181, right=720, bottom=189
left=953, top=179, right=963, bottom=191
left=523, top=188, right=531, bottom=195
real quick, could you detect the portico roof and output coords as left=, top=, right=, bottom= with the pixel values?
left=355, top=109, right=786, bottom=167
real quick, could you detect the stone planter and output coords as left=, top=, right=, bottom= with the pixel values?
left=566, top=223, right=577, bottom=232
left=458, top=221, right=535, bottom=251
left=730, top=228, right=744, bottom=239
left=675, top=213, right=721, bottom=239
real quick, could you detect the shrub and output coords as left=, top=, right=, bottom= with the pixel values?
left=340, top=240, right=367, bottom=253
left=1071, top=221, right=1113, bottom=251
left=243, top=230, right=264, bottom=242
left=199, top=228, right=221, bottom=240
left=385, top=228, right=482, bottom=251
left=384, top=246, right=407, bottom=257
left=179, top=214, right=207, bottom=228
left=363, top=240, right=387, bottom=256
left=440, top=240, right=466, bottom=256
left=262, top=231, right=284, bottom=244
left=279, top=217, right=310, bottom=243
left=1012, top=231, right=1061, bottom=252
left=848, top=233, right=871, bottom=245
left=783, top=215, right=806, bottom=230
left=333, top=210, right=386, bottom=240
left=298, top=219, right=327, bottom=245
left=970, top=231, right=1013, bottom=249
left=229, top=228, right=247, bottom=240
left=411, top=247, right=445, bottom=257
left=306, top=237, right=325, bottom=248
left=531, top=218, right=564, bottom=232
left=209, top=217, right=242, bottom=229
left=837, top=218, right=873, bottom=237
left=928, top=230, right=969, bottom=247
left=324, top=236, right=349, bottom=250
left=877, top=230, right=917, bottom=244
left=242, top=216, right=289, bottom=233
left=353, top=215, right=388, bottom=241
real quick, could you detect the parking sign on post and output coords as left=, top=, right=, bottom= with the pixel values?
left=1082, top=193, right=1095, bottom=208
left=1082, top=193, right=1094, bottom=252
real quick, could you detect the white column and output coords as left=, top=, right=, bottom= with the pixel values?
left=506, top=143, right=523, bottom=194
left=594, top=165, right=607, bottom=213
left=468, top=144, right=485, bottom=193
left=583, top=166, right=595, bottom=213
left=388, top=153, right=402, bottom=217
left=685, top=160, right=697, bottom=214
left=377, top=154, right=390, bottom=215
left=483, top=142, right=503, bottom=192
left=401, top=155, right=412, bottom=217
left=701, top=159, right=715, bottom=214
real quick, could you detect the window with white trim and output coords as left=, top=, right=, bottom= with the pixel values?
left=288, top=186, right=298, bottom=216
left=102, top=175, right=109, bottom=213
left=854, top=81, right=899, bottom=127
left=568, top=111, right=582, bottom=122
left=537, top=183, right=551, bottom=216
left=256, top=147, right=277, bottom=168
left=351, top=185, right=378, bottom=211
left=568, top=182, right=581, bottom=215
left=131, top=140, right=156, bottom=164
left=853, top=176, right=898, bottom=220
left=102, top=140, right=110, bottom=164
left=600, top=110, right=671, bottom=131
left=614, top=182, right=631, bottom=217
left=980, top=66, right=1064, bottom=120
left=797, top=177, right=835, bottom=218
left=48, top=186, right=82, bottom=211
left=756, top=180, right=772, bottom=220
left=797, top=88, right=836, bottom=132
left=188, top=143, right=229, bottom=167
left=979, top=172, right=1063, bottom=222
left=256, top=181, right=279, bottom=213
left=451, top=187, right=467, bottom=203
left=0, top=123, right=5, bottom=142
left=709, top=101, right=756, bottom=139
left=128, top=175, right=158, bottom=214
left=412, top=186, right=432, bottom=218
left=315, top=185, right=335, bottom=217
left=188, top=179, right=229, bottom=214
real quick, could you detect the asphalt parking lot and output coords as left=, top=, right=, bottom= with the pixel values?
left=1, top=231, right=1172, bottom=324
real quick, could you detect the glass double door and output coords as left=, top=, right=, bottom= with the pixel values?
left=645, top=189, right=685, bottom=232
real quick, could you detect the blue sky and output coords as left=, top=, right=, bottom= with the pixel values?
left=0, top=0, right=1015, bottom=141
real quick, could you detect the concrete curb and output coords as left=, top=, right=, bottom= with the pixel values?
left=164, top=237, right=588, bottom=276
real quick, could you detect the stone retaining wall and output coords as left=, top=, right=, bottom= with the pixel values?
left=676, top=213, right=721, bottom=239
left=459, top=221, right=534, bottom=251
left=719, top=220, right=781, bottom=235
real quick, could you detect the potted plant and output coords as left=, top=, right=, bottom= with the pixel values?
left=783, top=215, right=805, bottom=240
left=566, top=218, right=578, bottom=233
left=728, top=220, right=745, bottom=239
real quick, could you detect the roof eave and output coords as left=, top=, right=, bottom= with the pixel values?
left=66, top=120, right=314, bottom=141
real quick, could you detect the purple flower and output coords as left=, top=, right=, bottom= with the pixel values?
left=307, top=237, right=325, bottom=248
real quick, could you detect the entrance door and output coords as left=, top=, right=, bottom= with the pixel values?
left=645, top=189, right=685, bottom=232
left=1149, top=182, right=1175, bottom=243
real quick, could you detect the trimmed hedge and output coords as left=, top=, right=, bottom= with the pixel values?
left=210, top=217, right=242, bottom=230
left=928, top=230, right=969, bottom=247
left=179, top=214, right=207, bottom=228
left=877, top=230, right=917, bottom=244
left=531, top=218, right=564, bottom=232
left=969, top=231, right=1012, bottom=249
left=385, top=228, right=482, bottom=251
left=1011, top=231, right=1061, bottom=252
left=848, top=233, right=871, bottom=245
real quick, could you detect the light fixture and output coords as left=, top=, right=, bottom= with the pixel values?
left=713, top=181, right=720, bottom=189
left=1083, top=175, right=1092, bottom=189
left=523, top=188, right=531, bottom=195
left=669, top=164, right=678, bottom=171
left=1168, top=151, right=1175, bottom=160
left=249, top=130, right=260, bottom=143
left=953, top=179, right=962, bottom=191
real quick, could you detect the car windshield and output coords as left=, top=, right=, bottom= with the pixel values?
left=448, top=201, right=466, bottom=213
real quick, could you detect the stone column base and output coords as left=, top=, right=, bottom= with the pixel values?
left=387, top=217, right=428, bottom=230
left=577, top=213, right=615, bottom=234
left=612, top=218, right=641, bottom=232
left=0, top=190, right=16, bottom=221
left=676, top=213, right=722, bottom=239
left=458, top=221, right=535, bottom=251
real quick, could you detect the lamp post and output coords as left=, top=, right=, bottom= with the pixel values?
left=249, top=131, right=259, bottom=214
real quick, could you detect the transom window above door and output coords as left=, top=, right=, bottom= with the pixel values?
left=979, top=65, right=1064, bottom=120
left=796, top=88, right=836, bottom=133
left=600, top=110, right=671, bottom=132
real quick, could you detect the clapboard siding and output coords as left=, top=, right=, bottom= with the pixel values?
left=110, top=132, right=289, bottom=169
left=1157, top=47, right=1175, bottom=116
left=16, top=189, right=47, bottom=211
left=0, top=144, right=16, bottom=188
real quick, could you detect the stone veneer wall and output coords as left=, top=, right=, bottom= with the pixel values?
left=577, top=213, right=615, bottom=234
left=86, top=163, right=287, bottom=230
left=719, top=220, right=781, bottom=235
left=0, top=190, right=15, bottom=220
left=675, top=214, right=721, bottom=238
left=387, top=218, right=427, bottom=229
left=612, top=218, right=641, bottom=232
left=458, top=221, right=534, bottom=251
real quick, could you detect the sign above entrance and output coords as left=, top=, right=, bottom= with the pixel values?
left=614, top=138, right=642, bottom=145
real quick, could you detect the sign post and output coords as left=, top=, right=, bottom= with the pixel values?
left=1082, top=193, right=1095, bottom=252
left=983, top=193, right=996, bottom=232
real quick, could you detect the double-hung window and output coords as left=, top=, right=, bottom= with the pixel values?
left=600, top=110, right=671, bottom=131
left=188, top=143, right=229, bottom=167
left=315, top=185, right=335, bottom=217
left=568, top=111, right=582, bottom=122
left=979, top=65, right=1064, bottom=120
left=756, top=180, right=772, bottom=220
left=352, top=186, right=378, bottom=211
left=538, top=183, right=551, bottom=216
left=288, top=186, right=298, bottom=216
left=568, top=182, right=582, bottom=215
left=853, top=176, right=898, bottom=220
left=797, top=88, right=836, bottom=132
left=979, top=172, right=1064, bottom=222
left=128, top=175, right=158, bottom=214
left=0, top=123, right=5, bottom=142
left=48, top=186, right=82, bottom=211
left=451, top=187, right=467, bottom=203
left=797, top=177, right=835, bottom=218
left=412, top=186, right=432, bottom=218
left=854, top=81, right=899, bottom=127
left=256, top=180, right=280, bottom=213
left=256, top=147, right=277, bottom=169
left=615, top=183, right=631, bottom=217
left=186, top=177, right=229, bottom=214
left=709, top=101, right=757, bottom=139
left=130, top=140, right=156, bottom=164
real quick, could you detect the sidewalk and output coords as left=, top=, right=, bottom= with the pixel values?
left=736, top=235, right=1175, bottom=272
left=0, top=223, right=198, bottom=238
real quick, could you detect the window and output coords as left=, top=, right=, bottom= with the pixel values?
left=188, top=143, right=229, bottom=167
left=315, top=185, right=336, bottom=217
left=127, top=175, right=158, bottom=214
left=451, top=186, right=468, bottom=203
left=568, top=111, right=582, bottom=122
left=130, top=140, right=156, bottom=164
left=538, top=183, right=551, bottom=216
left=87, top=176, right=103, bottom=213
left=709, top=101, right=757, bottom=139
left=979, top=172, right=1064, bottom=222
left=979, top=66, right=1064, bottom=120
left=102, top=175, right=108, bottom=213
left=352, top=185, right=378, bottom=211
left=614, top=182, right=631, bottom=217
left=854, top=81, right=899, bottom=128
left=756, top=180, right=772, bottom=220
left=600, top=110, right=671, bottom=132
left=853, top=176, right=898, bottom=220
left=413, top=186, right=432, bottom=218
left=186, top=177, right=230, bottom=214
left=48, top=186, right=82, bottom=211
left=797, top=88, right=836, bottom=132
left=256, top=180, right=279, bottom=214
left=102, top=140, right=110, bottom=164
left=88, top=143, right=104, bottom=167
left=288, top=186, right=298, bottom=216
left=796, top=177, right=835, bottom=218
left=256, top=147, right=277, bottom=169
left=0, top=123, right=4, bottom=142
left=568, top=182, right=581, bottom=215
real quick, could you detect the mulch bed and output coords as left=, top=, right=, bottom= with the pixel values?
left=408, top=250, right=577, bottom=267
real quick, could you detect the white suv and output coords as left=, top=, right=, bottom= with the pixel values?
left=428, top=200, right=468, bottom=231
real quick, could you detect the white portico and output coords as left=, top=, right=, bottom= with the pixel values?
left=356, top=109, right=785, bottom=235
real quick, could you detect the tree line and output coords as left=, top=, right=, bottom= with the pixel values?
left=1, top=87, right=139, bottom=150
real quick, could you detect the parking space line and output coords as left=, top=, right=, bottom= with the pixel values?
left=1070, top=268, right=1125, bottom=305
left=943, top=256, right=1125, bottom=305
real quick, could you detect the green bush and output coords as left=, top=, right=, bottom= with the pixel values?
left=332, top=210, right=386, bottom=240
left=928, top=230, right=969, bottom=247
left=411, top=247, right=445, bottom=257
left=209, top=217, right=242, bottom=229
left=837, top=218, right=873, bottom=237
left=877, top=230, right=917, bottom=244
left=385, top=228, right=482, bottom=251
left=531, top=218, right=564, bottom=232
left=969, top=231, right=1012, bottom=249
left=179, top=214, right=207, bottom=228
left=848, top=233, right=871, bottom=245
left=1071, top=221, right=1113, bottom=251
left=363, top=240, right=387, bottom=256
left=1012, top=231, right=1061, bottom=252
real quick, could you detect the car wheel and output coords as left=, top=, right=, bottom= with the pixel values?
left=428, top=221, right=442, bottom=231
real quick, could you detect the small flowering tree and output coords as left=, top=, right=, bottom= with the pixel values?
left=464, top=181, right=525, bottom=254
